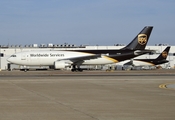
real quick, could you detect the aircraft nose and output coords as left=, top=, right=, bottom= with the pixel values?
left=7, top=57, right=12, bottom=63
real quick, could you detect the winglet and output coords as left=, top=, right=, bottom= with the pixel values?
left=121, top=26, right=153, bottom=50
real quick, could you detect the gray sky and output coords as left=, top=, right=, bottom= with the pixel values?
left=0, top=0, right=175, bottom=46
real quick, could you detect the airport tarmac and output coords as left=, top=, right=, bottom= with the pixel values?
left=0, top=69, right=175, bottom=120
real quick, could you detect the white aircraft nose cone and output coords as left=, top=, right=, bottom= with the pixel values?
left=7, top=57, right=12, bottom=63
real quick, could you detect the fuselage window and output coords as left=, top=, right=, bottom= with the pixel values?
left=173, top=53, right=175, bottom=56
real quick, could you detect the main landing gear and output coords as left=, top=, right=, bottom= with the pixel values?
left=71, top=65, right=83, bottom=72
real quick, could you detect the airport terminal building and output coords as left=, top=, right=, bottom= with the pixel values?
left=0, top=44, right=175, bottom=71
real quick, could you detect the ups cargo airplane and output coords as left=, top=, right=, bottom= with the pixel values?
left=7, top=26, right=153, bottom=72
left=123, top=46, right=170, bottom=67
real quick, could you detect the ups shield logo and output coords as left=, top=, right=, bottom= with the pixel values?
left=162, top=51, right=168, bottom=58
left=138, top=34, right=147, bottom=45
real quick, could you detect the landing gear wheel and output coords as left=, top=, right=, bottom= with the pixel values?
left=77, top=68, right=83, bottom=72
left=71, top=65, right=83, bottom=72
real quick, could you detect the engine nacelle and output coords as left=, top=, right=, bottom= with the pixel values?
left=54, top=61, right=71, bottom=69
left=134, top=50, right=141, bottom=56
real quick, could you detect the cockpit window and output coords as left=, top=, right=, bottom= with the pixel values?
left=11, top=55, right=17, bottom=57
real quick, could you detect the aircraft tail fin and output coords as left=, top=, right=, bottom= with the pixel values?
left=121, top=26, right=153, bottom=50
left=156, top=46, right=170, bottom=60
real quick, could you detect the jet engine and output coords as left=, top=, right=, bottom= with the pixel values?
left=54, top=61, right=71, bottom=69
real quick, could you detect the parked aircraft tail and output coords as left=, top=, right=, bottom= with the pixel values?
left=121, top=26, right=153, bottom=50
left=156, top=46, right=170, bottom=61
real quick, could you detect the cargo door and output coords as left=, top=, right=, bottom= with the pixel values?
left=21, top=53, right=26, bottom=60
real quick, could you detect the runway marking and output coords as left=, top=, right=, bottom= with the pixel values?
left=159, top=84, right=167, bottom=89
left=159, top=83, right=175, bottom=90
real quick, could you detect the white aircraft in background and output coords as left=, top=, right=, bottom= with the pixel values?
left=7, top=26, right=153, bottom=72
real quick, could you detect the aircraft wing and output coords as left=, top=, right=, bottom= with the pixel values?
left=123, top=60, right=134, bottom=66
left=57, top=54, right=102, bottom=64
left=55, top=49, right=155, bottom=65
